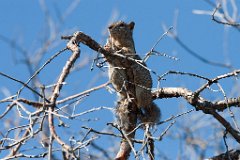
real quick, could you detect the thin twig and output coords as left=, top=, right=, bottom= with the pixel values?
left=0, top=72, right=45, bottom=100
left=212, top=3, right=240, bottom=27
left=18, top=48, right=68, bottom=97
left=57, top=81, right=110, bottom=104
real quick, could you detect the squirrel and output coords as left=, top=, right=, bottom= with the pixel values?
left=104, top=21, right=161, bottom=125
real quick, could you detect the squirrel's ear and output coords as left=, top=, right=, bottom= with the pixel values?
left=108, top=24, right=114, bottom=30
left=128, top=21, right=135, bottom=30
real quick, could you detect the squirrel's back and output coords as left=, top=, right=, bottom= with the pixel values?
left=105, top=21, right=161, bottom=124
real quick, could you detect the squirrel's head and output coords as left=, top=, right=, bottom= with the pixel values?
left=108, top=21, right=135, bottom=40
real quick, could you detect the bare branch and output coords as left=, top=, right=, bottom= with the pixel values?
left=56, top=81, right=110, bottom=104
left=47, top=32, right=81, bottom=157
left=18, top=48, right=67, bottom=97
left=0, top=72, right=45, bottom=101
left=153, top=87, right=240, bottom=112
left=209, top=149, right=240, bottom=160
left=212, top=3, right=240, bottom=27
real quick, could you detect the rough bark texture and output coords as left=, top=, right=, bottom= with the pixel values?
left=209, top=150, right=240, bottom=160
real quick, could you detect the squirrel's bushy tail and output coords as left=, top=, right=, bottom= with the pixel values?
left=139, top=102, right=161, bottom=124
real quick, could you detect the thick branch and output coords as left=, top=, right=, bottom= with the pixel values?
left=153, top=87, right=240, bottom=143
left=209, top=149, right=240, bottom=160
left=48, top=32, right=80, bottom=156
left=153, top=87, right=240, bottom=112
left=62, top=32, right=109, bottom=56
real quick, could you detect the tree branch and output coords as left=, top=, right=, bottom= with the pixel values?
left=47, top=31, right=81, bottom=158
left=153, top=87, right=240, bottom=112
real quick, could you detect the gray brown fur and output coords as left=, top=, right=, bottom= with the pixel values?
left=105, top=21, right=160, bottom=124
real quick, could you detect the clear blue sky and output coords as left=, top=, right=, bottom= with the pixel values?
left=0, top=0, right=240, bottom=159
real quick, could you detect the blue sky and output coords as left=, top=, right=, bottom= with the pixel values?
left=0, top=0, right=240, bottom=159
